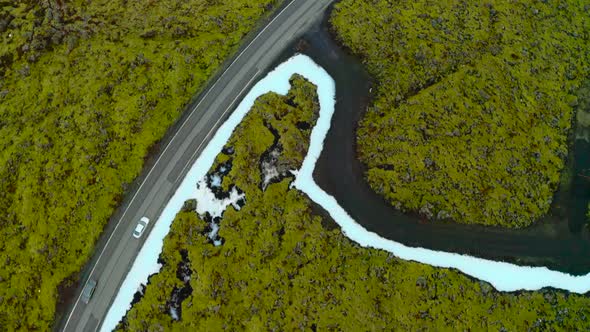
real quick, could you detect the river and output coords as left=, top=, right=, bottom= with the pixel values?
left=273, top=7, right=590, bottom=275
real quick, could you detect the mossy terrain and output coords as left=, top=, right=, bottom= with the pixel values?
left=122, top=75, right=590, bottom=331
left=576, top=81, right=590, bottom=224
left=0, top=0, right=279, bottom=329
left=331, top=0, right=590, bottom=227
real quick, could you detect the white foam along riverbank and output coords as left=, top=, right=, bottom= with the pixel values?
left=103, top=53, right=590, bottom=331
left=100, top=55, right=313, bottom=332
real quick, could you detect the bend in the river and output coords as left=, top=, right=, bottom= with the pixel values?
left=292, top=11, right=590, bottom=275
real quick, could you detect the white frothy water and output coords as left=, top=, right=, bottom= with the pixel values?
left=102, top=54, right=590, bottom=332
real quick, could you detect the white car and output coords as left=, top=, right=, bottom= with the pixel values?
left=133, top=217, right=150, bottom=239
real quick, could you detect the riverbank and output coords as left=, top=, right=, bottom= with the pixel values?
left=117, top=54, right=590, bottom=331
left=288, top=4, right=590, bottom=275
left=330, top=0, right=589, bottom=229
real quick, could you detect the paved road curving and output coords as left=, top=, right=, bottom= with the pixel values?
left=58, top=1, right=590, bottom=330
left=58, top=1, right=333, bottom=331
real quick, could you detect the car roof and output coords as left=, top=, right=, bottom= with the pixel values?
left=135, top=223, right=145, bottom=232
left=83, top=280, right=97, bottom=295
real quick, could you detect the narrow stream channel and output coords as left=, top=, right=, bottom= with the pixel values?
left=274, top=7, right=590, bottom=275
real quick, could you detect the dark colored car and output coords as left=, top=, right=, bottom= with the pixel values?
left=81, top=279, right=97, bottom=304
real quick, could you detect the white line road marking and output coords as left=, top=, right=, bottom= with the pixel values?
left=174, top=70, right=261, bottom=182
left=63, top=0, right=297, bottom=330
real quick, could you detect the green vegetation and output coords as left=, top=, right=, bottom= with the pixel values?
left=331, top=0, right=590, bottom=227
left=0, top=0, right=279, bottom=329
left=122, top=75, right=590, bottom=331
left=575, top=80, right=590, bottom=226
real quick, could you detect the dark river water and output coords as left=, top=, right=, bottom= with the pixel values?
left=270, top=8, right=590, bottom=275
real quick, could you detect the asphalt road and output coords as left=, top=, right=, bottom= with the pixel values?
left=58, top=1, right=333, bottom=331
